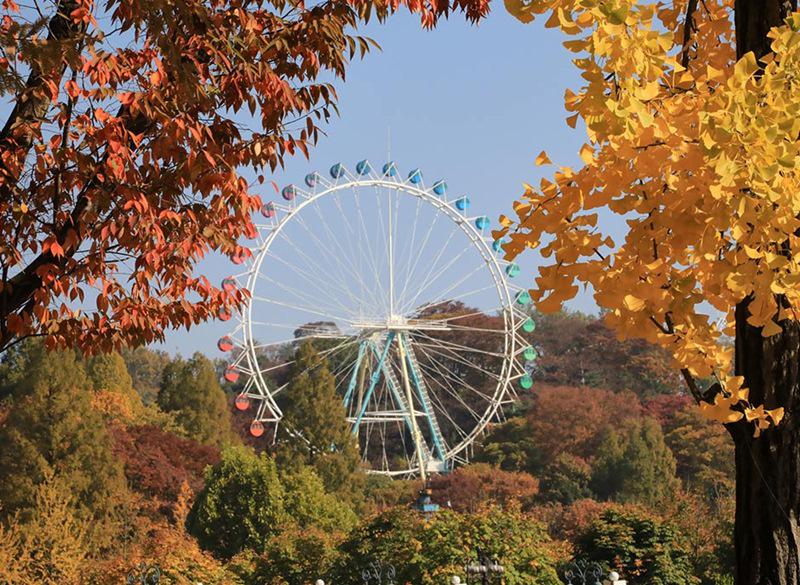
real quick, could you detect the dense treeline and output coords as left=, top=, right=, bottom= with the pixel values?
left=0, top=311, right=734, bottom=584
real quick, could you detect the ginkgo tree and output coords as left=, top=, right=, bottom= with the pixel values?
left=0, top=0, right=489, bottom=355
left=497, top=0, right=799, bottom=582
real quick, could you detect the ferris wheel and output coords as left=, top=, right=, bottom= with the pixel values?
left=217, top=159, right=537, bottom=479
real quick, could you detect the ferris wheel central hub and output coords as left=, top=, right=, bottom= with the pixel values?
left=352, top=318, right=451, bottom=332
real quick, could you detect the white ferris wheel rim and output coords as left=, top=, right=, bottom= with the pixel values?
left=225, top=162, right=532, bottom=476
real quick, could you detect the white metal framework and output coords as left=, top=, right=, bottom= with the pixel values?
left=219, top=160, right=536, bottom=479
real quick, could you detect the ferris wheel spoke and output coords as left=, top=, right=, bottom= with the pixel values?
left=255, top=271, right=361, bottom=323
left=411, top=283, right=500, bottom=318
left=413, top=336, right=505, bottom=358
left=252, top=295, right=358, bottom=325
left=412, top=364, right=471, bottom=441
left=427, top=309, right=501, bottom=324
left=330, top=190, right=383, bottom=315
left=290, top=211, right=378, bottom=313
left=411, top=346, right=485, bottom=424
left=413, top=337, right=503, bottom=383
left=437, top=322, right=508, bottom=334
left=395, top=198, right=442, bottom=312
left=352, top=185, right=391, bottom=316
left=272, top=228, right=363, bottom=311
left=400, top=226, right=476, bottom=314
left=404, top=219, right=456, bottom=307
left=405, top=261, right=492, bottom=316
left=262, top=248, right=367, bottom=315
left=306, top=195, right=387, bottom=314
left=414, top=353, right=495, bottom=423
left=396, top=192, right=423, bottom=291
left=259, top=337, right=359, bottom=378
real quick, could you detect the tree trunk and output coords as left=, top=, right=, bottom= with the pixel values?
left=733, top=302, right=800, bottom=584
left=733, top=3, right=799, bottom=584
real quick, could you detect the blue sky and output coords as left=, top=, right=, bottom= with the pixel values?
left=159, top=8, right=597, bottom=356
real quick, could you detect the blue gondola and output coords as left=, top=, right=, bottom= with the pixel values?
left=455, top=196, right=470, bottom=211
left=408, top=168, right=422, bottom=184
left=383, top=161, right=398, bottom=177
left=330, top=163, right=345, bottom=178
left=475, top=216, right=490, bottom=230
left=432, top=180, right=447, bottom=195
left=356, top=159, right=372, bottom=175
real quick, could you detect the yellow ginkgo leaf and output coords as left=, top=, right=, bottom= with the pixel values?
left=761, top=319, right=783, bottom=337
left=504, top=0, right=535, bottom=24
left=623, top=294, right=646, bottom=312
left=768, top=407, right=785, bottom=425
left=579, top=144, right=595, bottom=165
left=535, top=151, right=552, bottom=166
left=700, top=395, right=745, bottom=424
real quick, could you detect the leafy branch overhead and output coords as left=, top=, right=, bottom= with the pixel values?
left=496, top=0, right=798, bottom=433
left=0, top=0, right=490, bottom=354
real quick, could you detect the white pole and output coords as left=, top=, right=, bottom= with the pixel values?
left=398, top=332, right=427, bottom=482
left=388, top=188, right=395, bottom=317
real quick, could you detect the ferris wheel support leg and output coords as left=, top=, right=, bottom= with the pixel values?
left=397, top=333, right=429, bottom=483
left=343, top=341, right=368, bottom=409
left=400, top=334, right=448, bottom=463
left=370, top=342, right=420, bottom=449
left=351, top=331, right=395, bottom=437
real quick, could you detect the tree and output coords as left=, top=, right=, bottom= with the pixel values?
left=245, top=525, right=344, bottom=585
left=525, top=385, right=641, bottom=469
left=120, top=346, right=172, bottom=404
left=473, top=416, right=541, bottom=472
left=87, top=350, right=145, bottom=421
left=334, top=507, right=560, bottom=585
left=187, top=445, right=286, bottom=559
left=497, top=1, right=800, bottom=579
left=0, top=472, right=90, bottom=585
left=576, top=509, right=698, bottom=585
left=279, top=465, right=358, bottom=533
left=113, top=423, right=221, bottom=509
left=158, top=352, right=233, bottom=447
left=429, top=462, right=540, bottom=512
left=187, top=445, right=356, bottom=561
left=538, top=453, right=594, bottom=505
left=527, top=310, right=680, bottom=396
left=277, top=340, right=359, bottom=491
left=0, top=342, right=129, bottom=548
left=0, top=0, right=490, bottom=356
left=664, top=406, right=735, bottom=500
left=591, top=419, right=679, bottom=507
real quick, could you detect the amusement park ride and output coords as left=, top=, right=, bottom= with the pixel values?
left=216, top=159, right=538, bottom=482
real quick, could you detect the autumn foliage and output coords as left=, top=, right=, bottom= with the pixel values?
left=496, top=0, right=797, bottom=430
left=0, top=0, right=490, bottom=355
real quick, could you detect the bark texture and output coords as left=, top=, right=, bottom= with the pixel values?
left=732, top=3, right=800, bottom=584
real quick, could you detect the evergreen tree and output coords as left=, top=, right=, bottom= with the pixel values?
left=87, top=351, right=145, bottom=421
left=158, top=352, right=233, bottom=447
left=277, top=341, right=359, bottom=491
left=591, top=419, right=679, bottom=507
left=120, top=346, right=172, bottom=404
left=0, top=342, right=130, bottom=547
